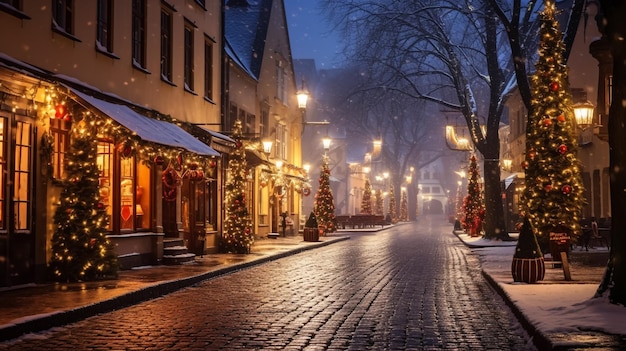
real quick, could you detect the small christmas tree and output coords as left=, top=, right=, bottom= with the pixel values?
left=375, top=189, right=384, bottom=215
left=305, top=211, right=318, bottom=228
left=399, top=189, right=408, bottom=221
left=462, top=154, right=485, bottom=236
left=388, top=185, right=397, bottom=222
left=521, top=0, right=584, bottom=249
left=514, top=217, right=543, bottom=259
left=48, top=121, right=118, bottom=282
left=360, top=179, right=373, bottom=214
left=314, top=154, right=336, bottom=234
left=221, top=120, right=253, bottom=253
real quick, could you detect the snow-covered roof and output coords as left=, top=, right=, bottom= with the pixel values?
left=70, top=88, right=220, bottom=156
left=224, top=0, right=273, bottom=80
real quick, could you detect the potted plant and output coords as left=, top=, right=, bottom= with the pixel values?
left=511, top=217, right=545, bottom=283
left=303, top=212, right=319, bottom=242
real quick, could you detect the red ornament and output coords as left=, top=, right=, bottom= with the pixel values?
left=90, top=238, right=97, bottom=247
left=176, top=153, right=183, bottom=166
left=543, top=118, right=552, bottom=127
left=557, top=144, right=568, bottom=154
left=209, top=159, right=217, bottom=168
left=118, top=143, right=132, bottom=158
left=236, top=141, right=242, bottom=148
left=562, top=185, right=572, bottom=194
left=97, top=202, right=105, bottom=210
left=54, top=104, right=69, bottom=119
left=154, top=155, right=164, bottom=166
left=244, top=227, right=250, bottom=234
left=549, top=81, right=559, bottom=91
left=557, top=114, right=566, bottom=122
left=544, top=184, right=553, bottom=192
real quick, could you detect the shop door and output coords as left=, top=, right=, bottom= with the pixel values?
left=181, top=178, right=205, bottom=255
left=0, top=114, right=35, bottom=287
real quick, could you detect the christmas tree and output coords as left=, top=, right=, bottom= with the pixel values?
left=521, top=0, right=584, bottom=248
left=375, top=189, right=384, bottom=215
left=49, top=120, right=118, bottom=282
left=399, top=188, right=408, bottom=221
left=388, top=185, right=397, bottom=222
left=314, top=154, right=336, bottom=234
left=462, top=154, right=485, bottom=236
left=360, top=179, right=373, bottom=214
left=221, top=119, right=253, bottom=253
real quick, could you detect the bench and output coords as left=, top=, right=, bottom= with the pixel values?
left=336, top=215, right=387, bottom=229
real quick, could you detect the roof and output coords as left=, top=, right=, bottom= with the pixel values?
left=224, top=0, right=274, bottom=80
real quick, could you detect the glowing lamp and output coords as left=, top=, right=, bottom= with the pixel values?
left=573, top=100, right=595, bottom=129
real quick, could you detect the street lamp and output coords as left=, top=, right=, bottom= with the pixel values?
left=573, top=100, right=595, bottom=130
left=322, top=136, right=331, bottom=153
left=262, top=139, right=273, bottom=156
left=297, top=78, right=309, bottom=110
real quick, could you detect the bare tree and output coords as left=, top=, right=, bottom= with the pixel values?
left=323, top=0, right=515, bottom=239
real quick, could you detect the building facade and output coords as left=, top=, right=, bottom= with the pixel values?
left=0, top=0, right=226, bottom=286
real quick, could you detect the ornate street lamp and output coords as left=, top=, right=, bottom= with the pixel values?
left=297, top=78, right=309, bottom=110
left=322, top=136, right=331, bottom=153
left=573, top=100, right=595, bottom=130
left=262, top=139, right=273, bottom=155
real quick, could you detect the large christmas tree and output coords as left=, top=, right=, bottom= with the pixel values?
left=221, top=119, right=253, bottom=253
left=375, top=189, right=384, bottom=215
left=521, top=0, right=584, bottom=248
left=49, top=121, right=118, bottom=282
left=388, top=184, right=397, bottom=222
left=399, top=188, right=408, bottom=221
left=360, top=179, right=373, bottom=214
left=314, top=154, right=336, bottom=234
left=462, top=154, right=485, bottom=236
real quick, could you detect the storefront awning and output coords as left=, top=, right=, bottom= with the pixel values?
left=70, top=89, right=220, bottom=157
left=245, top=149, right=272, bottom=168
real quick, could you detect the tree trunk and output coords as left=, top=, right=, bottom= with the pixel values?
left=595, top=0, right=626, bottom=305
left=483, top=159, right=509, bottom=240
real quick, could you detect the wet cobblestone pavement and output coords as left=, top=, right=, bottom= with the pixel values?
left=0, top=217, right=534, bottom=350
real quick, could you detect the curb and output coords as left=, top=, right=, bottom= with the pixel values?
left=481, top=270, right=553, bottom=350
left=0, top=236, right=350, bottom=342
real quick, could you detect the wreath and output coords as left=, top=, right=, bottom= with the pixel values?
left=302, top=187, right=311, bottom=197
left=162, top=166, right=178, bottom=201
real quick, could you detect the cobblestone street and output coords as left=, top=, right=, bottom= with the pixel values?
left=0, top=216, right=535, bottom=350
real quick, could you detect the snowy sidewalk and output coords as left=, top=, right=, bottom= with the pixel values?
left=458, top=232, right=626, bottom=350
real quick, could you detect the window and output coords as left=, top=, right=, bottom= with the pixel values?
left=97, top=141, right=114, bottom=230
left=96, top=0, right=113, bottom=52
left=50, top=118, right=70, bottom=179
left=132, top=0, right=146, bottom=68
left=260, top=104, right=269, bottom=137
left=431, top=186, right=440, bottom=194
left=160, top=8, right=173, bottom=82
left=275, top=60, right=285, bottom=102
left=0, top=0, right=30, bottom=18
left=184, top=21, right=194, bottom=91
left=14, top=121, right=32, bottom=230
left=52, top=0, right=73, bottom=34
left=275, top=123, right=287, bottom=160
left=96, top=143, right=152, bottom=233
left=204, top=37, right=213, bottom=101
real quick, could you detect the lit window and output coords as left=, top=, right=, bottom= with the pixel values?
left=184, top=21, right=194, bottom=91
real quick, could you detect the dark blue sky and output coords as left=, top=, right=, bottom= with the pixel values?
left=284, top=0, right=345, bottom=69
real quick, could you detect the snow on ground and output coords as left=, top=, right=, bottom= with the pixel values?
left=468, top=235, right=626, bottom=337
